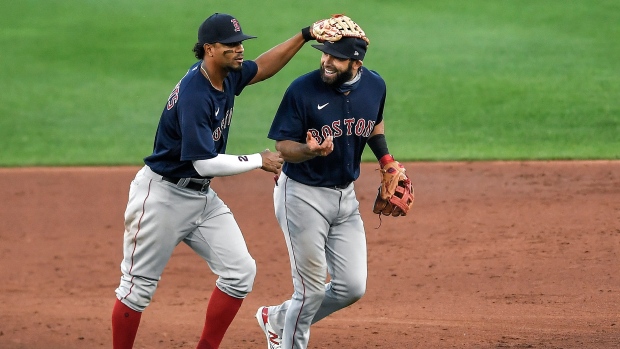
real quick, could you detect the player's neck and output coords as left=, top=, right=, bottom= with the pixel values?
left=200, top=62, right=224, bottom=92
left=336, top=69, right=362, bottom=95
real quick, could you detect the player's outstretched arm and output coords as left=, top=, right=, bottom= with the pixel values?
left=250, top=32, right=306, bottom=85
left=249, top=14, right=369, bottom=84
left=249, top=14, right=352, bottom=85
left=275, top=131, right=334, bottom=163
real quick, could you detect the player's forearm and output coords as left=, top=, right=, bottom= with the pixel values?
left=367, top=121, right=388, bottom=160
left=275, top=140, right=317, bottom=163
left=251, top=33, right=306, bottom=83
left=193, top=153, right=262, bottom=177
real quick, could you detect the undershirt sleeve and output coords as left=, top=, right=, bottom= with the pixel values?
left=192, top=153, right=262, bottom=177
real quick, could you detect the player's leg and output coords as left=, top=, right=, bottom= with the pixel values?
left=111, top=298, right=142, bottom=349
left=267, top=187, right=367, bottom=328
left=113, top=167, right=161, bottom=348
left=313, top=188, right=367, bottom=322
left=184, top=189, right=257, bottom=349
left=113, top=167, right=207, bottom=348
left=266, top=175, right=337, bottom=349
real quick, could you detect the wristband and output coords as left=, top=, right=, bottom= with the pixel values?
left=379, top=154, right=395, bottom=168
left=301, top=26, right=313, bottom=42
left=367, top=134, right=390, bottom=161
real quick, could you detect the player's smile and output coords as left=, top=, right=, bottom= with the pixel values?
left=321, top=61, right=355, bottom=87
left=323, top=66, right=337, bottom=77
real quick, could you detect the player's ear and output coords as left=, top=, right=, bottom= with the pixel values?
left=204, top=43, right=214, bottom=57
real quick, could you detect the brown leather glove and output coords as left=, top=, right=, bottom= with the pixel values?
left=372, top=160, right=414, bottom=216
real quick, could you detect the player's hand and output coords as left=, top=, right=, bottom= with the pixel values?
left=306, top=131, right=334, bottom=157
left=259, top=149, right=284, bottom=175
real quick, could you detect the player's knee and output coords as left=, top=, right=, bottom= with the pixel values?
left=238, top=256, right=257, bottom=290
left=241, top=257, right=257, bottom=290
left=346, top=282, right=366, bottom=304
left=337, top=280, right=366, bottom=306
left=115, top=275, right=159, bottom=312
left=216, top=257, right=256, bottom=298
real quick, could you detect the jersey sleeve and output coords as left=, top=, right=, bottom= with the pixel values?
left=376, top=88, right=386, bottom=126
left=230, top=60, right=258, bottom=96
left=178, top=93, right=218, bottom=161
left=369, top=68, right=386, bottom=126
left=268, top=86, right=305, bottom=142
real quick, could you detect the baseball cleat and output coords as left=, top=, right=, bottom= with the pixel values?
left=256, top=306, right=282, bottom=349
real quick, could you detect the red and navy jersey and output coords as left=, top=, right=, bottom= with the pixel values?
left=268, top=66, right=386, bottom=187
left=145, top=60, right=258, bottom=178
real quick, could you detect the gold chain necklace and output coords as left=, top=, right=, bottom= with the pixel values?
left=200, top=63, right=222, bottom=91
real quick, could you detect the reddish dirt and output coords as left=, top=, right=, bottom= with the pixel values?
left=0, top=161, right=619, bottom=349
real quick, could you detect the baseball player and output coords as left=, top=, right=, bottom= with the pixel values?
left=110, top=13, right=341, bottom=349
left=255, top=29, right=412, bottom=348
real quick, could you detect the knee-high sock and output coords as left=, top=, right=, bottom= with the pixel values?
left=196, top=287, right=244, bottom=349
left=112, top=299, right=142, bottom=349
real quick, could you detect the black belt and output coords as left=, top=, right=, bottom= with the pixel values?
left=329, top=182, right=351, bottom=190
left=162, top=176, right=210, bottom=191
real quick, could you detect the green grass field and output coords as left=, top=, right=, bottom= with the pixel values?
left=1, top=0, right=618, bottom=166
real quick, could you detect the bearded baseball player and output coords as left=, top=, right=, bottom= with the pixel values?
left=255, top=17, right=414, bottom=349
left=110, top=13, right=357, bottom=349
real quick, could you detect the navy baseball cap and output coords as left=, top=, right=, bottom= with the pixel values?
left=311, top=37, right=367, bottom=60
left=198, top=13, right=256, bottom=44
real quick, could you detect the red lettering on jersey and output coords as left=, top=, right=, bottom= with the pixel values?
left=321, top=125, right=333, bottom=139
left=343, top=118, right=355, bottom=135
left=308, top=129, right=321, bottom=143
left=213, top=128, right=222, bottom=141
left=166, top=82, right=181, bottom=110
left=226, top=108, right=233, bottom=127
left=355, top=119, right=366, bottom=136
left=318, top=118, right=375, bottom=140
left=332, top=120, right=342, bottom=137
left=212, top=108, right=234, bottom=142
left=363, top=120, right=376, bottom=137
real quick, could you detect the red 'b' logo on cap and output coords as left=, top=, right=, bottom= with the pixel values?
left=231, top=19, right=241, bottom=32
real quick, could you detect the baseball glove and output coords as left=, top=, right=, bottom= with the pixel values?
left=372, top=161, right=414, bottom=216
left=311, top=14, right=370, bottom=44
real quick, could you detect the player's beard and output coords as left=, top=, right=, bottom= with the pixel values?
left=320, top=60, right=355, bottom=87
left=224, top=51, right=244, bottom=72
left=227, top=64, right=243, bottom=72
left=225, top=59, right=244, bottom=72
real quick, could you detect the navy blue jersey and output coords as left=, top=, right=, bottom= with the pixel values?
left=268, top=66, right=386, bottom=187
left=145, top=60, right=258, bottom=178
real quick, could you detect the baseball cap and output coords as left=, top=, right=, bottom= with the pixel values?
left=311, top=37, right=367, bottom=60
left=198, top=13, right=257, bottom=44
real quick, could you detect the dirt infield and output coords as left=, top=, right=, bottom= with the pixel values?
left=1, top=161, right=618, bottom=349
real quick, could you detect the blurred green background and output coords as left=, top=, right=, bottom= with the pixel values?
left=1, top=0, right=618, bottom=166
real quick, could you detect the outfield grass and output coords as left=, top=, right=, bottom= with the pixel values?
left=1, top=0, right=618, bottom=166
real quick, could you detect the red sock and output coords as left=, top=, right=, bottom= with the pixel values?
left=112, top=298, right=142, bottom=349
left=195, top=287, right=244, bottom=349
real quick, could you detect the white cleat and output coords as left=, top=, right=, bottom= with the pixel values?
left=256, top=306, right=282, bottom=349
